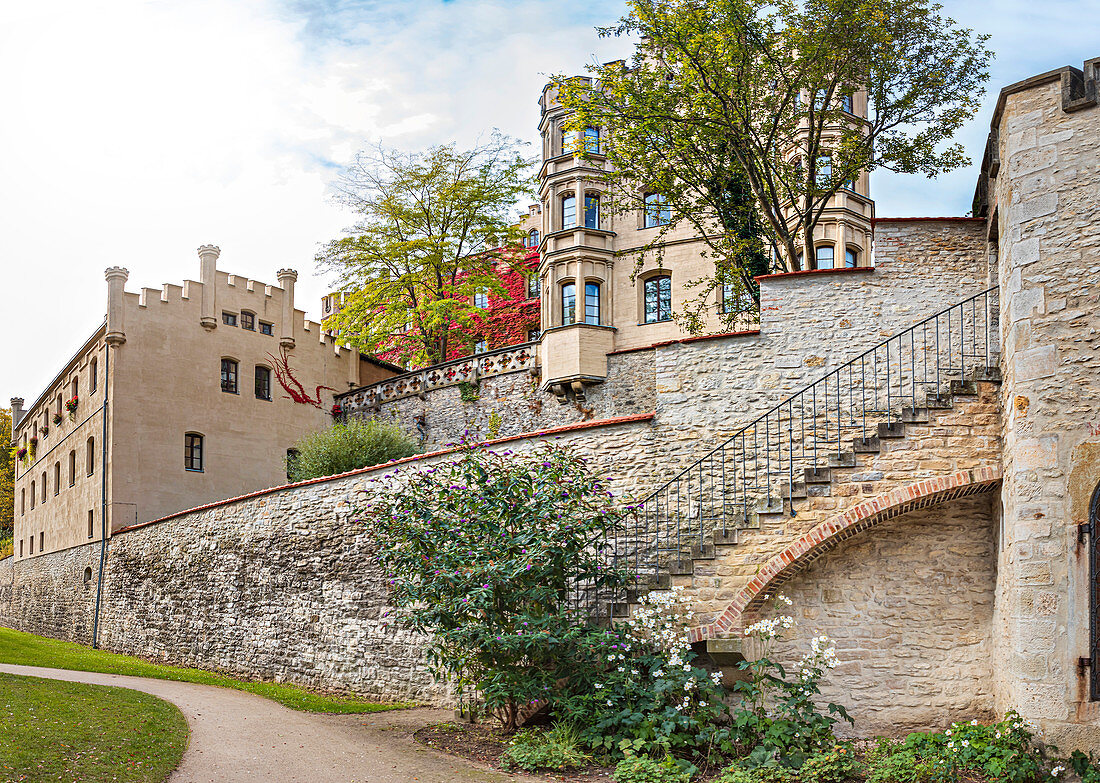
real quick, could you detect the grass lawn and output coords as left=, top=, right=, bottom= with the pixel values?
left=0, top=626, right=410, bottom=714
left=0, top=672, right=188, bottom=783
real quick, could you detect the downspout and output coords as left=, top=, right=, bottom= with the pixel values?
left=91, top=341, right=109, bottom=648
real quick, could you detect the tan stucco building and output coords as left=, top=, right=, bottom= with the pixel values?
left=9, top=247, right=397, bottom=560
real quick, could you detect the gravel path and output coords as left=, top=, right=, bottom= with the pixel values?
left=1, top=663, right=531, bottom=782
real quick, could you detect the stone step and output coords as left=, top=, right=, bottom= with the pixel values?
left=853, top=435, right=881, bottom=453
left=926, top=393, right=953, bottom=409
left=690, top=543, right=716, bottom=560
left=668, top=558, right=693, bottom=576
left=782, top=481, right=808, bottom=499
left=713, top=528, right=740, bottom=546
left=901, top=406, right=931, bottom=423
left=756, top=496, right=785, bottom=515
left=950, top=379, right=979, bottom=396
left=971, top=366, right=1001, bottom=383
left=877, top=421, right=905, bottom=438
left=826, top=451, right=857, bottom=468
left=611, top=602, right=631, bottom=618
left=805, top=467, right=832, bottom=483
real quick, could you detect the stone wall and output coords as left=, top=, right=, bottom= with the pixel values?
left=0, top=544, right=99, bottom=645
left=766, top=495, right=998, bottom=736
left=991, top=70, right=1100, bottom=745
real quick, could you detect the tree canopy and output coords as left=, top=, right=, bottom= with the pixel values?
left=0, top=408, right=13, bottom=548
left=557, top=0, right=991, bottom=324
left=317, top=135, right=536, bottom=367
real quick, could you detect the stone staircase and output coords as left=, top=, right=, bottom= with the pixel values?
left=601, top=288, right=1003, bottom=657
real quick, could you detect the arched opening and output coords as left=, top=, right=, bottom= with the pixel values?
left=83, top=567, right=93, bottom=586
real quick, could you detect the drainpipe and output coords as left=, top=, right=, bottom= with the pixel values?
left=91, top=340, right=110, bottom=649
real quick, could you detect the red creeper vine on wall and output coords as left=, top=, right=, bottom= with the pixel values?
left=266, top=346, right=337, bottom=409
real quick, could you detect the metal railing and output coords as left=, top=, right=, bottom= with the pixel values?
left=580, top=287, right=999, bottom=619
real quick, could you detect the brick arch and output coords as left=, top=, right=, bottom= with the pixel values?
left=689, top=466, right=1002, bottom=644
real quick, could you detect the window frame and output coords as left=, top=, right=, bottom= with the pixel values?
left=643, top=192, right=670, bottom=228
left=527, top=275, right=540, bottom=300
left=845, top=248, right=858, bottom=268
left=53, top=462, right=60, bottom=496
left=527, top=229, right=540, bottom=248
left=68, top=451, right=76, bottom=487
left=473, top=291, right=489, bottom=309
left=584, top=282, right=601, bottom=325
left=473, top=339, right=488, bottom=354
left=220, top=358, right=239, bottom=394
left=90, top=357, right=98, bottom=392
left=815, top=245, right=835, bottom=270
left=583, top=126, right=600, bottom=154
left=254, top=365, right=272, bottom=401
left=259, top=321, right=274, bottom=336
left=240, top=311, right=256, bottom=331
left=561, top=282, right=577, bottom=326
left=527, top=328, right=541, bottom=342
left=185, top=433, right=204, bottom=473
left=561, top=195, right=576, bottom=229
left=584, top=193, right=600, bottom=230
left=643, top=275, right=673, bottom=324
left=86, top=437, right=95, bottom=476
left=222, top=311, right=238, bottom=327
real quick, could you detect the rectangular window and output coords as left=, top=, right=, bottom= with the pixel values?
left=561, top=283, right=576, bottom=325
left=90, top=358, right=98, bottom=392
left=68, top=451, right=76, bottom=487
left=584, top=282, right=600, bottom=325
left=722, top=282, right=751, bottom=314
left=87, top=437, right=95, bottom=475
left=841, top=93, right=854, bottom=114
left=39, top=532, right=43, bottom=552
left=583, top=126, right=599, bottom=154
left=644, top=276, right=672, bottom=324
left=222, top=312, right=238, bottom=327
left=527, top=275, right=540, bottom=299
left=584, top=194, right=599, bottom=229
left=54, top=463, right=60, bottom=495
left=185, top=434, right=204, bottom=472
left=816, top=246, right=835, bottom=270
left=816, top=156, right=832, bottom=187
left=255, top=366, right=272, bottom=401
left=473, top=291, right=489, bottom=309
left=562, top=195, right=576, bottom=229
left=241, top=312, right=255, bottom=331
left=19, top=539, right=23, bottom=557
left=473, top=339, right=487, bottom=354
left=29, top=536, right=32, bottom=555
left=644, top=193, right=670, bottom=228
left=221, top=359, right=238, bottom=394
left=88, top=510, right=94, bottom=539
left=259, top=321, right=274, bottom=336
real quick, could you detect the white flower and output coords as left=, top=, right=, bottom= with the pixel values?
left=970, top=719, right=978, bottom=726
left=961, top=740, right=969, bottom=748
left=1052, top=765, right=1065, bottom=777
left=594, top=683, right=603, bottom=690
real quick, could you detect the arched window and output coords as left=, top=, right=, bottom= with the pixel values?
left=584, top=282, right=601, bottom=325
left=561, top=282, right=577, bottom=325
left=845, top=248, right=858, bottom=268
left=815, top=245, right=835, bottom=270
left=185, top=433, right=204, bottom=472
left=86, top=437, right=95, bottom=475
left=56, top=394, right=62, bottom=416
left=583, top=126, right=599, bottom=154
left=20, top=488, right=25, bottom=516
left=220, top=358, right=239, bottom=394
left=83, top=566, right=93, bottom=584
left=584, top=194, right=600, bottom=229
left=644, top=275, right=672, bottom=323
left=527, top=229, right=540, bottom=248
left=40, top=472, right=46, bottom=502
left=255, top=366, right=272, bottom=401
left=68, top=451, right=76, bottom=487
left=643, top=193, right=670, bottom=227
left=561, top=195, right=576, bottom=229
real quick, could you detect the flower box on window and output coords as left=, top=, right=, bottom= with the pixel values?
left=65, top=396, right=79, bottom=420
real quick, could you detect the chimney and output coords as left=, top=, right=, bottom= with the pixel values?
left=9, top=398, right=24, bottom=432
left=198, top=245, right=221, bottom=330
left=104, top=267, right=129, bottom=346
left=277, top=269, right=297, bottom=349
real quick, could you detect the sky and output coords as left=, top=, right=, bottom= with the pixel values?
left=0, top=0, right=1096, bottom=407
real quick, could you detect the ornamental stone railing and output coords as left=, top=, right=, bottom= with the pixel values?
left=337, top=342, right=539, bottom=412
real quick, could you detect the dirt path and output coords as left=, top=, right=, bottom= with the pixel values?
left=1, top=663, right=532, bottom=783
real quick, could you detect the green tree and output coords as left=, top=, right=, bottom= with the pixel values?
left=369, top=444, right=633, bottom=731
left=558, top=0, right=991, bottom=322
left=318, top=134, right=535, bottom=367
left=0, top=408, right=12, bottom=552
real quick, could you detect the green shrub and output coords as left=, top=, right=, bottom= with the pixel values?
left=800, top=746, right=864, bottom=783
left=865, top=744, right=935, bottom=783
left=714, top=766, right=756, bottom=783
left=612, top=753, right=692, bottom=783
left=286, top=418, right=417, bottom=481
left=502, top=722, right=591, bottom=771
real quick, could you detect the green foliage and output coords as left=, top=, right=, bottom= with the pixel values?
left=556, top=588, right=732, bottom=763
left=317, top=134, right=536, bottom=366
left=501, top=722, right=592, bottom=771
left=799, top=746, right=865, bottom=783
left=370, top=444, right=633, bottom=731
left=558, top=0, right=992, bottom=305
left=0, top=672, right=188, bottom=783
left=715, top=766, right=757, bottom=783
left=731, top=606, right=852, bottom=765
left=612, top=752, right=693, bottom=783
left=0, top=627, right=404, bottom=714
left=457, top=381, right=481, bottom=402
left=864, top=743, right=935, bottom=783
left=285, top=417, right=418, bottom=482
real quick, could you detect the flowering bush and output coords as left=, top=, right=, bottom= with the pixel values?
left=731, top=596, right=852, bottom=766
left=556, top=586, right=732, bottom=762
left=370, top=444, right=633, bottom=731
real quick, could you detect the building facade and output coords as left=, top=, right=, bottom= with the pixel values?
left=9, top=247, right=398, bottom=560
